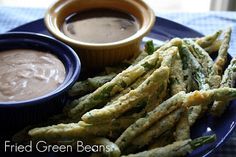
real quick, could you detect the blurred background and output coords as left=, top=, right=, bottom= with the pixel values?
left=0, top=0, right=235, bottom=11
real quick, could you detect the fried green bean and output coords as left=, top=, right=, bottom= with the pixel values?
left=115, top=91, right=186, bottom=151
left=107, top=69, right=155, bottom=105
left=145, top=40, right=156, bottom=55
left=184, top=87, right=236, bottom=107
left=28, top=123, right=89, bottom=140
left=89, top=137, right=121, bottom=157
left=174, top=108, right=190, bottom=141
left=79, top=116, right=137, bottom=138
left=148, top=131, right=175, bottom=149
left=126, top=108, right=183, bottom=153
left=82, top=66, right=170, bottom=123
left=212, top=27, right=232, bottom=75
left=184, top=39, right=214, bottom=75
left=122, top=135, right=216, bottom=157
left=68, top=80, right=95, bottom=97
left=68, top=73, right=117, bottom=97
left=88, top=73, right=117, bottom=89
left=105, top=40, right=160, bottom=74
left=169, top=52, right=190, bottom=141
left=160, top=47, right=179, bottom=67
left=28, top=113, right=140, bottom=141
left=179, top=44, right=210, bottom=90
left=196, top=30, right=222, bottom=48
left=211, top=58, right=236, bottom=116
left=63, top=94, right=88, bottom=115
left=181, top=56, right=193, bottom=92
left=143, top=46, right=178, bottom=112
left=144, top=80, right=168, bottom=112
left=131, top=46, right=178, bottom=113
left=68, top=49, right=161, bottom=120
left=169, top=52, right=186, bottom=95
left=188, top=106, right=202, bottom=126
left=204, top=40, right=222, bottom=54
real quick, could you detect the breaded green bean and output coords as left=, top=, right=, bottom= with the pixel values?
left=204, top=40, right=222, bottom=54
left=211, top=58, right=236, bottom=116
left=107, top=69, right=156, bottom=105
left=28, top=123, right=89, bottom=140
left=105, top=51, right=149, bottom=74
left=115, top=91, right=186, bottom=151
left=148, top=131, right=174, bottom=149
left=68, top=80, right=95, bottom=97
left=184, top=87, right=236, bottom=107
left=28, top=114, right=138, bottom=141
left=160, top=46, right=179, bottom=67
left=130, top=47, right=178, bottom=113
left=122, top=135, right=216, bottom=157
left=68, top=49, right=161, bottom=120
left=184, top=39, right=214, bottom=75
left=144, top=80, right=168, bottom=112
left=63, top=94, right=88, bottom=114
left=212, top=27, right=232, bottom=75
left=174, top=107, right=190, bottom=141
left=87, top=73, right=117, bottom=89
left=104, top=40, right=165, bottom=74
left=169, top=53, right=189, bottom=141
left=169, top=52, right=186, bottom=95
left=126, top=108, right=183, bottom=153
left=69, top=73, right=117, bottom=97
left=196, top=30, right=222, bottom=48
left=181, top=58, right=193, bottom=92
left=188, top=106, right=202, bottom=126
left=79, top=116, right=137, bottom=138
left=88, top=137, right=121, bottom=157
left=179, top=44, right=210, bottom=90
left=145, top=40, right=156, bottom=55
left=143, top=46, right=178, bottom=112
left=82, top=66, right=170, bottom=123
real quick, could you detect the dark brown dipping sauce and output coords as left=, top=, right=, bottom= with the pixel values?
left=62, top=9, right=140, bottom=43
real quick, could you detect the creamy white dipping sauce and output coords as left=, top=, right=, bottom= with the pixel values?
left=0, top=49, right=66, bottom=102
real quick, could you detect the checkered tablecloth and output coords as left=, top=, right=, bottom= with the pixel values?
left=0, top=7, right=236, bottom=157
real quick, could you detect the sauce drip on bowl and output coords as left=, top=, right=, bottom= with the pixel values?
left=62, top=9, right=140, bottom=43
left=0, top=49, right=66, bottom=102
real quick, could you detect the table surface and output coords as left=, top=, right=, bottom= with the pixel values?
left=0, top=7, right=236, bottom=157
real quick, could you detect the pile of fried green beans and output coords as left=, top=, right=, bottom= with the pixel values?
left=15, top=28, right=236, bottom=157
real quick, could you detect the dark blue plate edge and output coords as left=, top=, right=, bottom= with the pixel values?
left=8, top=16, right=235, bottom=157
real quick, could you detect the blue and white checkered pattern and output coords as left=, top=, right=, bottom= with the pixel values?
left=0, top=7, right=235, bottom=157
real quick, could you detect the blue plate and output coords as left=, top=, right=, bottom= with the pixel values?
left=10, top=17, right=235, bottom=157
